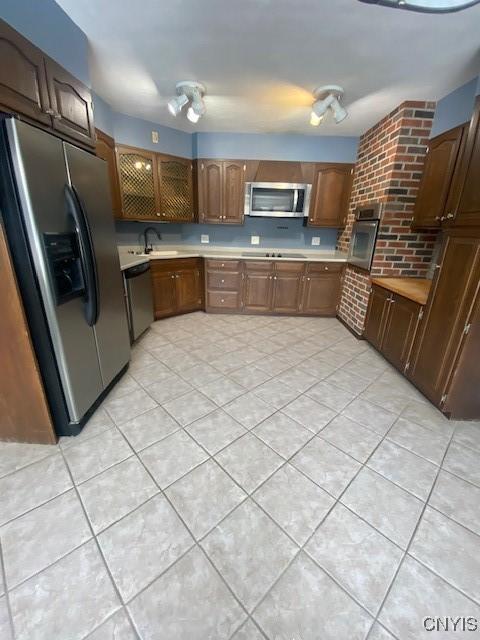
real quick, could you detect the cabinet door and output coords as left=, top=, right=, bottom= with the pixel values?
left=198, top=160, right=223, bottom=223
left=408, top=233, right=480, bottom=406
left=151, top=270, right=177, bottom=319
left=301, top=265, right=342, bottom=316
left=308, top=163, right=354, bottom=227
left=116, top=146, right=160, bottom=220
left=412, top=125, right=465, bottom=229
left=175, top=266, right=203, bottom=312
left=272, top=263, right=304, bottom=314
left=95, top=129, right=122, bottom=219
left=243, top=263, right=274, bottom=312
left=223, top=161, right=246, bottom=223
left=0, top=19, right=51, bottom=125
left=363, top=285, right=391, bottom=350
left=451, top=97, right=480, bottom=228
left=381, top=295, right=421, bottom=372
left=44, top=57, right=95, bottom=147
left=157, top=155, right=194, bottom=222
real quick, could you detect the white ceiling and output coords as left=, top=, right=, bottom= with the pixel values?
left=56, top=0, right=480, bottom=136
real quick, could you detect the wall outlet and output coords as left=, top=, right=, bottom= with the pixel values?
left=251, top=235, right=260, bottom=245
left=151, top=131, right=159, bottom=144
left=311, top=236, right=321, bottom=246
left=200, top=234, right=209, bottom=244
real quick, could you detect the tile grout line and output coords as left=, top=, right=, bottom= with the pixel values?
left=0, top=540, right=16, bottom=640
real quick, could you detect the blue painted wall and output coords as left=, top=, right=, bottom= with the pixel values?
left=92, top=92, right=115, bottom=137
left=430, top=78, right=478, bottom=138
left=116, top=218, right=339, bottom=251
left=0, top=0, right=90, bottom=85
left=193, top=132, right=358, bottom=162
left=112, top=112, right=193, bottom=158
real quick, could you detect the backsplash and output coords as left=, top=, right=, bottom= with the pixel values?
left=115, top=218, right=339, bottom=250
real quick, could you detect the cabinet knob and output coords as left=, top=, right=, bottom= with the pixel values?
left=44, top=108, right=55, bottom=115
left=435, top=216, right=441, bottom=221
left=53, top=111, right=62, bottom=120
left=307, top=277, right=311, bottom=281
left=221, top=263, right=225, bottom=267
left=446, top=212, right=455, bottom=219
left=273, top=276, right=277, bottom=280
left=221, top=279, right=225, bottom=283
left=221, top=299, right=225, bottom=303
left=171, top=275, right=175, bottom=279
left=325, top=266, right=329, bottom=270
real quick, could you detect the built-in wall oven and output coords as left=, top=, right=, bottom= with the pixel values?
left=347, top=203, right=383, bottom=271
left=244, top=182, right=311, bottom=218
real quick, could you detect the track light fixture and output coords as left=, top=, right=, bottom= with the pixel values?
left=167, top=81, right=206, bottom=123
left=310, top=86, right=348, bottom=127
left=358, top=0, right=480, bottom=12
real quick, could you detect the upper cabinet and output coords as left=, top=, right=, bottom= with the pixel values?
left=308, top=163, right=354, bottom=227
left=116, top=145, right=160, bottom=220
left=198, top=159, right=246, bottom=224
left=116, top=145, right=195, bottom=221
left=450, top=97, right=480, bottom=228
left=412, top=124, right=467, bottom=229
left=44, top=58, right=95, bottom=148
left=95, top=129, right=122, bottom=219
left=157, top=154, right=194, bottom=222
left=0, top=19, right=95, bottom=148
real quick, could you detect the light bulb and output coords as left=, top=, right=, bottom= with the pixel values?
left=187, top=106, right=200, bottom=123
left=134, top=161, right=142, bottom=170
left=310, top=111, right=324, bottom=126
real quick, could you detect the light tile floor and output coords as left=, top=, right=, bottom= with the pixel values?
left=1, top=312, right=480, bottom=639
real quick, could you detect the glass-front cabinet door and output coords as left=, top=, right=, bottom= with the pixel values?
left=116, top=146, right=160, bottom=220
left=157, top=155, right=194, bottom=222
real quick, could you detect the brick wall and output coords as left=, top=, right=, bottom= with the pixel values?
left=337, top=101, right=437, bottom=335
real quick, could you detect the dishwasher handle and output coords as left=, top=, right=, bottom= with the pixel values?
left=124, top=262, right=151, bottom=279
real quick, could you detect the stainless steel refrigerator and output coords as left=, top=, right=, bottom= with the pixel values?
left=0, top=118, right=130, bottom=437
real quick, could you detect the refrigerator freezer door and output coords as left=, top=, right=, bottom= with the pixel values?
left=64, top=143, right=130, bottom=388
left=6, top=119, right=103, bottom=422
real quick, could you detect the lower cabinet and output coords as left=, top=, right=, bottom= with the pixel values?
left=205, top=259, right=343, bottom=316
left=150, top=258, right=203, bottom=319
left=300, top=263, right=343, bottom=316
left=364, top=284, right=423, bottom=373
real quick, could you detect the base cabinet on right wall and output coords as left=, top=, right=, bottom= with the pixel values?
left=407, top=230, right=480, bottom=418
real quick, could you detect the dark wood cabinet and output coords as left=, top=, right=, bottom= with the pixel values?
left=363, top=284, right=391, bottom=350
left=364, top=283, right=423, bottom=373
left=157, top=154, right=194, bottom=222
left=44, top=57, right=95, bottom=148
left=205, top=259, right=243, bottom=312
left=408, top=231, right=480, bottom=414
left=243, top=262, right=274, bottom=312
left=382, top=295, right=422, bottom=372
left=412, top=125, right=466, bottom=229
left=450, top=97, right=480, bottom=228
left=116, top=145, right=160, bottom=220
left=0, top=19, right=95, bottom=148
left=272, top=262, right=304, bottom=314
left=0, top=19, right=51, bottom=125
left=150, top=258, right=203, bottom=319
left=301, top=263, right=343, bottom=316
left=198, top=159, right=246, bottom=224
left=308, top=163, right=354, bottom=228
left=95, top=129, right=122, bottom=219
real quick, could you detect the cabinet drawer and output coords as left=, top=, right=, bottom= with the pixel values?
left=307, top=262, right=343, bottom=274
left=274, top=261, right=305, bottom=274
left=207, top=271, right=242, bottom=290
left=244, top=260, right=273, bottom=272
left=207, top=291, right=241, bottom=309
left=206, top=259, right=241, bottom=271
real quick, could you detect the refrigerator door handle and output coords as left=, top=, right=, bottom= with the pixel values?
left=64, top=184, right=99, bottom=326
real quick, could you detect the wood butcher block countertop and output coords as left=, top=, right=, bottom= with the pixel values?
left=371, top=277, right=432, bottom=306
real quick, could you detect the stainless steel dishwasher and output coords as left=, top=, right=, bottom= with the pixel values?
left=124, top=262, right=154, bottom=342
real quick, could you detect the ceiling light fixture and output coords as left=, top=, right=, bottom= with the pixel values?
left=167, top=81, right=206, bottom=123
left=310, top=85, right=348, bottom=126
left=358, top=0, right=480, bottom=13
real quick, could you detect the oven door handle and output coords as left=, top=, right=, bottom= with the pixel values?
left=292, top=189, right=299, bottom=213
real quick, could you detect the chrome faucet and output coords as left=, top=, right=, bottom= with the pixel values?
left=143, top=227, right=162, bottom=254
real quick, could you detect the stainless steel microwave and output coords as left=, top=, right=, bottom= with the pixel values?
left=244, top=182, right=312, bottom=218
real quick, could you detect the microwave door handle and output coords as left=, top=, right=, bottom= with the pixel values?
left=64, top=184, right=99, bottom=327
left=292, top=189, right=299, bottom=213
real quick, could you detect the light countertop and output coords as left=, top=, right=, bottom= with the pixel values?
left=371, top=277, right=432, bottom=306
left=118, top=245, right=348, bottom=271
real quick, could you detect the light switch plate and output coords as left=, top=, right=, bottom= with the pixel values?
left=251, top=235, right=260, bottom=245
left=151, top=131, right=159, bottom=143
left=311, top=236, right=321, bottom=246
left=201, top=234, right=209, bottom=244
